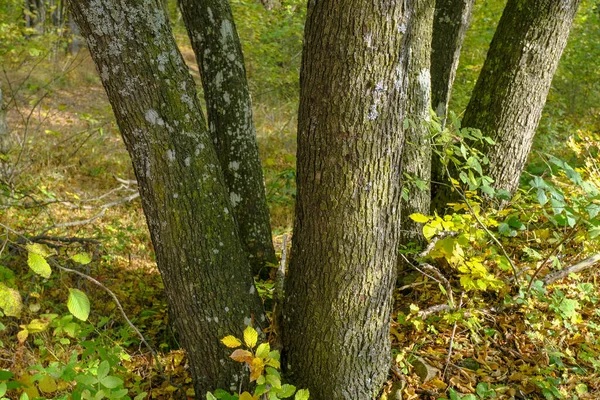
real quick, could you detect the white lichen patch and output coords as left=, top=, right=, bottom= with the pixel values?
left=417, top=68, right=432, bottom=121
left=181, top=93, right=194, bottom=110
left=145, top=109, right=160, bottom=125
left=173, top=193, right=178, bottom=198
left=368, top=81, right=387, bottom=121
left=229, top=192, right=241, bottom=207
left=166, top=149, right=176, bottom=161
left=184, top=156, right=191, bottom=167
left=156, top=52, right=169, bottom=73
left=244, top=316, right=252, bottom=326
left=228, top=161, right=239, bottom=170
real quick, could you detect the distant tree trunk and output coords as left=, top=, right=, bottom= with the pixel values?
left=67, top=13, right=81, bottom=54
left=0, top=89, right=9, bottom=155
left=179, top=0, right=277, bottom=275
left=400, top=0, right=435, bottom=249
left=282, top=0, right=407, bottom=397
left=430, top=0, right=474, bottom=122
left=68, top=0, right=265, bottom=395
left=429, top=0, right=473, bottom=207
left=431, top=0, right=581, bottom=211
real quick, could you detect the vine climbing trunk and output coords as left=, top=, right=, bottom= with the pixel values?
left=431, top=0, right=581, bottom=212
left=68, top=0, right=265, bottom=395
left=178, top=0, right=277, bottom=275
left=282, top=0, right=408, bottom=398
left=400, top=0, right=435, bottom=249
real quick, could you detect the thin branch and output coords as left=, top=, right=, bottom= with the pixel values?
left=443, top=294, right=463, bottom=380
left=443, top=164, right=519, bottom=282
left=40, top=192, right=139, bottom=234
left=526, top=217, right=581, bottom=294
left=542, top=253, right=600, bottom=286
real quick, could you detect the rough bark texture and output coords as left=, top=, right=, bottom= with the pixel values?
left=179, top=0, right=277, bottom=275
left=68, top=0, right=265, bottom=395
left=400, top=0, right=434, bottom=248
left=282, top=0, right=407, bottom=398
left=430, top=0, right=474, bottom=122
left=431, top=0, right=581, bottom=212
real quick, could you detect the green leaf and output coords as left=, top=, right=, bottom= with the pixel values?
left=276, top=384, right=296, bottom=398
left=294, top=389, right=309, bottom=400
left=97, top=361, right=110, bottom=381
left=0, top=282, right=23, bottom=317
left=0, top=370, right=14, bottom=380
left=0, top=382, right=6, bottom=397
left=71, top=253, right=92, bottom=265
left=100, top=376, right=124, bottom=389
left=256, top=342, right=270, bottom=358
left=266, top=373, right=281, bottom=389
left=75, top=374, right=98, bottom=386
left=206, top=393, right=217, bottom=400
left=134, top=392, right=148, bottom=400
left=27, top=252, right=51, bottom=278
left=67, top=289, right=90, bottom=321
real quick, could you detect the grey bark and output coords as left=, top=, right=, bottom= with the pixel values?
left=282, top=0, right=408, bottom=398
left=400, top=0, right=435, bottom=249
left=0, top=89, right=9, bottom=155
left=430, top=0, right=474, bottom=122
left=431, top=0, right=581, bottom=212
left=179, top=0, right=277, bottom=275
left=68, top=0, right=265, bottom=395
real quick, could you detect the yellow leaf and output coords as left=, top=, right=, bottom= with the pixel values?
left=239, top=392, right=257, bottom=400
left=243, top=326, right=258, bottom=348
left=264, top=357, right=280, bottom=369
left=221, top=335, right=242, bottom=348
left=409, top=213, right=430, bottom=223
left=249, top=357, right=264, bottom=382
left=17, top=329, right=28, bottom=343
left=25, top=319, right=49, bottom=333
left=38, top=375, right=58, bottom=393
left=0, top=282, right=23, bottom=317
left=230, top=349, right=253, bottom=364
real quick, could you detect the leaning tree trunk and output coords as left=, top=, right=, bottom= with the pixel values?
left=431, top=0, right=581, bottom=211
left=179, top=0, right=277, bottom=275
left=68, top=0, right=265, bottom=395
left=400, top=0, right=435, bottom=250
left=282, top=0, right=408, bottom=398
left=430, top=0, right=474, bottom=122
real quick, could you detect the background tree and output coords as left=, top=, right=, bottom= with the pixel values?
left=282, top=0, right=408, bottom=397
left=399, top=0, right=435, bottom=249
left=67, top=0, right=265, bottom=395
left=178, top=0, right=277, bottom=274
left=430, top=0, right=474, bottom=123
left=432, top=0, right=582, bottom=211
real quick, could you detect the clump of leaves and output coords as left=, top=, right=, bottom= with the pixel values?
left=207, top=326, right=309, bottom=400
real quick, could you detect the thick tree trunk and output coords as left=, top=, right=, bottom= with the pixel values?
left=68, top=0, right=265, bottom=395
left=179, top=0, right=277, bottom=275
left=431, top=0, right=581, bottom=211
left=282, top=0, right=407, bottom=398
left=430, top=0, right=474, bottom=122
left=400, top=0, right=434, bottom=248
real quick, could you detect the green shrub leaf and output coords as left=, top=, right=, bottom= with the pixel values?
left=67, top=288, right=90, bottom=321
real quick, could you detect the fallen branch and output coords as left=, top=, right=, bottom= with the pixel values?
left=542, top=254, right=600, bottom=286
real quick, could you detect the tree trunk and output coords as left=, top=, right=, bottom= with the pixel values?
left=179, top=0, right=277, bottom=276
left=430, top=0, right=474, bottom=122
left=400, top=0, right=435, bottom=249
left=431, top=0, right=581, bottom=211
left=282, top=0, right=407, bottom=398
left=68, top=0, right=265, bottom=395
left=0, top=89, right=9, bottom=155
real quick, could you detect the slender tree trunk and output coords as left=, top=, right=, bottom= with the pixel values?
left=68, top=0, right=265, bottom=395
left=431, top=0, right=581, bottom=211
left=430, top=0, right=474, bottom=122
left=178, top=0, right=277, bottom=275
left=0, top=89, right=9, bottom=155
left=400, top=0, right=434, bottom=249
left=282, top=0, right=407, bottom=398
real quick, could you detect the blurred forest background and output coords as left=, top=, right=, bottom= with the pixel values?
left=1, top=0, right=600, bottom=399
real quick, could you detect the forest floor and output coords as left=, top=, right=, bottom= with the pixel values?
left=1, top=41, right=600, bottom=400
